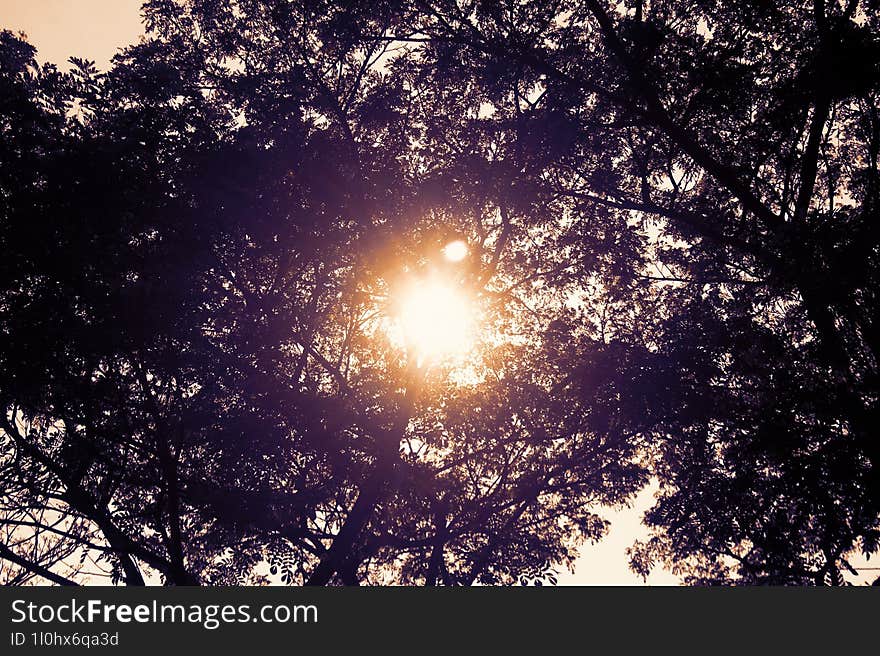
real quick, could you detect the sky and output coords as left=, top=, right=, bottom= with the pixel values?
left=1, top=0, right=679, bottom=586
left=2, top=0, right=145, bottom=69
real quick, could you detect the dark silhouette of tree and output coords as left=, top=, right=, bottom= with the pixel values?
left=380, top=0, right=880, bottom=584
left=1, top=0, right=879, bottom=586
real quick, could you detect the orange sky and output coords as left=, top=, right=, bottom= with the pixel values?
left=0, top=0, right=678, bottom=586
left=3, top=0, right=145, bottom=68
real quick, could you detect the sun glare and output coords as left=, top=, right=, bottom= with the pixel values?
left=442, top=240, right=469, bottom=262
left=396, top=275, right=474, bottom=362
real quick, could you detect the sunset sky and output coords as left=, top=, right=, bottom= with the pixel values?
left=3, top=0, right=143, bottom=68
left=1, top=0, right=678, bottom=586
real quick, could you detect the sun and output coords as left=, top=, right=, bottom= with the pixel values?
left=395, top=274, right=475, bottom=362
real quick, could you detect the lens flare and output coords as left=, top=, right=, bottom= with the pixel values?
left=442, top=240, right=468, bottom=262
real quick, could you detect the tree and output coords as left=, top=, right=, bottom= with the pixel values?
left=0, top=1, right=644, bottom=586
left=2, top=0, right=878, bottom=587
left=382, top=0, right=880, bottom=583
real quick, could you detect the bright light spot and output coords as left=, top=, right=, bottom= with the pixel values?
left=443, top=240, right=468, bottom=262
left=396, top=275, right=474, bottom=361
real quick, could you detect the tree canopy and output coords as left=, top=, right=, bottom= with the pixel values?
left=1, top=0, right=879, bottom=586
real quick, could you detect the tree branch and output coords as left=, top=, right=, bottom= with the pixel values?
left=0, top=542, right=78, bottom=586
